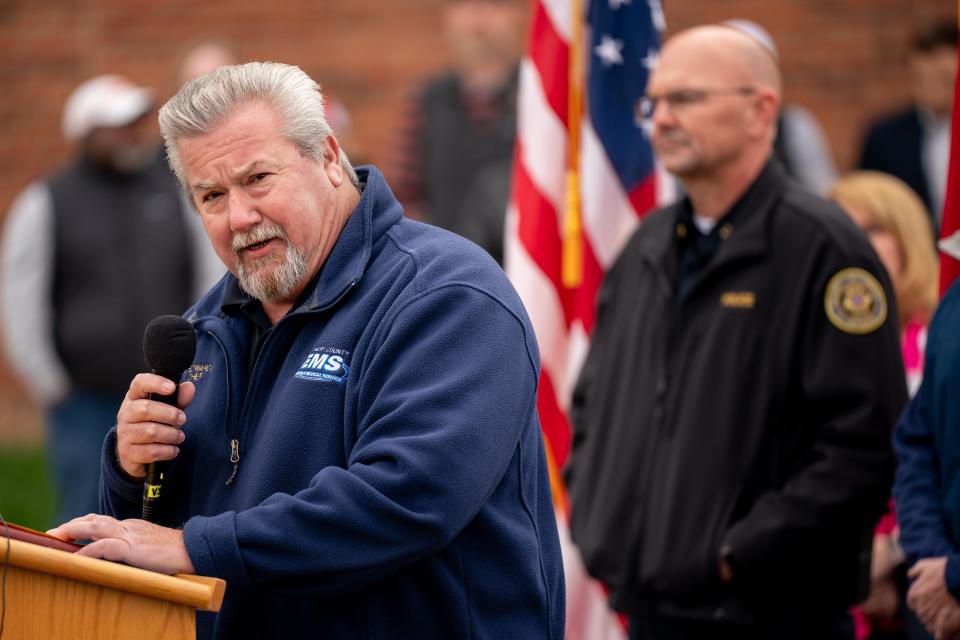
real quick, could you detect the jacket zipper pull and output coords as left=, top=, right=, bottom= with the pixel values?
left=226, top=439, right=240, bottom=485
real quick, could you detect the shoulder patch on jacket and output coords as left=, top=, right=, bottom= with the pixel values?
left=824, top=268, right=887, bottom=335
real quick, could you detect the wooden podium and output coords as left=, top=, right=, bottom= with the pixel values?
left=1, top=537, right=225, bottom=639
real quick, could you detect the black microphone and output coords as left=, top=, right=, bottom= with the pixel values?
left=141, top=315, right=196, bottom=523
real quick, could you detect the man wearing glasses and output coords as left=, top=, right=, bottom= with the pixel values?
left=567, top=24, right=906, bottom=640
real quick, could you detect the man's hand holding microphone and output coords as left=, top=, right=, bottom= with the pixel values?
left=48, top=316, right=198, bottom=575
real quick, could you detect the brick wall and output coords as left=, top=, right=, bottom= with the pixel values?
left=0, top=0, right=954, bottom=442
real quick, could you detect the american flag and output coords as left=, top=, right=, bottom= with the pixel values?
left=504, top=0, right=664, bottom=636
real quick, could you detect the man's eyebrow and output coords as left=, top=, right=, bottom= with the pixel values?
left=190, top=179, right=218, bottom=193
left=190, top=161, right=269, bottom=193
left=234, top=160, right=267, bottom=178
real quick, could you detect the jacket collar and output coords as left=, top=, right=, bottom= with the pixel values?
left=639, top=158, right=788, bottom=274
left=297, top=165, right=402, bottom=313
left=195, top=165, right=403, bottom=321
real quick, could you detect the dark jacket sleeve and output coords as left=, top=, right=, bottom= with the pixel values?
left=99, top=428, right=148, bottom=518
left=723, top=247, right=906, bottom=579
left=893, top=385, right=960, bottom=595
left=894, top=288, right=960, bottom=596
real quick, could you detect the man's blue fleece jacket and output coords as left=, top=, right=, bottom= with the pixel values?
left=99, top=166, right=565, bottom=639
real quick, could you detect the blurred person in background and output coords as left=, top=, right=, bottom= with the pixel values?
left=567, top=25, right=906, bottom=639
left=831, top=170, right=939, bottom=640
left=176, top=40, right=238, bottom=88
left=322, top=94, right=370, bottom=167
left=391, top=0, right=523, bottom=265
left=0, top=75, right=217, bottom=524
left=859, top=20, right=957, bottom=234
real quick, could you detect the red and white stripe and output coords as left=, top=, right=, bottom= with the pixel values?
left=505, top=1, right=663, bottom=637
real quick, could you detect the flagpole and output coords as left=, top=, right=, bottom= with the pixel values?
left=563, top=0, right=584, bottom=288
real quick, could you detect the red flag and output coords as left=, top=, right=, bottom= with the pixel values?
left=505, top=0, right=664, bottom=636
left=937, top=45, right=960, bottom=295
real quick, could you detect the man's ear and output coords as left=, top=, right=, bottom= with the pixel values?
left=749, top=88, right=780, bottom=139
left=757, top=87, right=780, bottom=125
left=321, top=135, right=345, bottom=187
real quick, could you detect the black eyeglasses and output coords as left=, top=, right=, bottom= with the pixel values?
left=636, top=87, right=756, bottom=119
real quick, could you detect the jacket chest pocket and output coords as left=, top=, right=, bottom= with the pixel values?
left=254, top=353, right=352, bottom=463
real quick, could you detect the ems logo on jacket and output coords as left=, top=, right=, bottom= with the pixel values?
left=295, top=348, right=350, bottom=383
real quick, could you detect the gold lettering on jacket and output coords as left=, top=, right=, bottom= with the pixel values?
left=720, top=291, right=756, bottom=309
left=187, top=363, right=213, bottom=381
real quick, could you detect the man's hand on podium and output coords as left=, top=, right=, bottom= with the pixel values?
left=116, top=373, right=197, bottom=479
left=47, top=515, right=195, bottom=575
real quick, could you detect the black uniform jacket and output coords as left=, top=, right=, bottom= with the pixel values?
left=567, top=161, right=908, bottom=622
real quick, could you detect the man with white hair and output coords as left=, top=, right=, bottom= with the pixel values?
left=566, top=25, right=906, bottom=639
left=1, top=74, right=215, bottom=524
left=50, top=62, right=565, bottom=639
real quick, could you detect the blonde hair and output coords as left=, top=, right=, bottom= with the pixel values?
left=830, top=171, right=938, bottom=325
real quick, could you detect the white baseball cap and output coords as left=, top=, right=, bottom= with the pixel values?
left=62, top=74, right=154, bottom=143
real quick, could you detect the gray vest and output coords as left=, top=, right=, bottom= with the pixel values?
left=419, top=72, right=517, bottom=264
left=48, top=154, right=194, bottom=397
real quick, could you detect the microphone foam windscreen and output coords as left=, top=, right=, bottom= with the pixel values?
left=143, top=315, right=197, bottom=376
